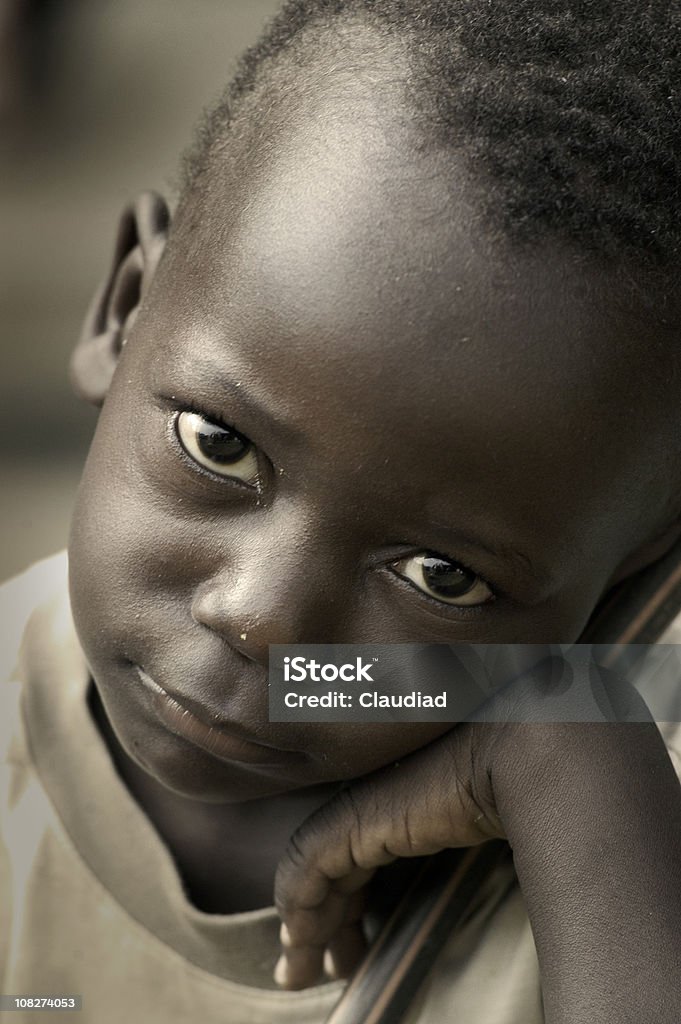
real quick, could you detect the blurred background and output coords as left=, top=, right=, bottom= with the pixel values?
left=0, top=0, right=280, bottom=581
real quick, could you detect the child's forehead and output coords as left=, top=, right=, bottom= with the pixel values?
left=189, top=69, right=457, bottom=271
left=175, top=73, right=656, bottom=368
left=170, top=133, right=644, bottom=403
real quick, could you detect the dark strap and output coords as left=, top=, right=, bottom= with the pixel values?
left=326, top=541, right=681, bottom=1024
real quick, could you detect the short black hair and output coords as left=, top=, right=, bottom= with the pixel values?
left=180, top=0, right=681, bottom=272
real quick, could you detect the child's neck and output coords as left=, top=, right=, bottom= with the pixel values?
left=89, top=685, right=342, bottom=913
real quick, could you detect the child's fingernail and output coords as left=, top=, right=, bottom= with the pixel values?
left=274, top=955, right=289, bottom=987
left=323, top=950, right=339, bottom=979
left=280, top=922, right=292, bottom=947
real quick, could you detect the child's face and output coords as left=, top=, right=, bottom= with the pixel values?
left=69, top=92, right=674, bottom=802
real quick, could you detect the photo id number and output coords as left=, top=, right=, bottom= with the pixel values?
left=0, top=996, right=82, bottom=1011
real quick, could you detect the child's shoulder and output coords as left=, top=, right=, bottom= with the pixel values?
left=0, top=551, right=70, bottom=676
left=0, top=551, right=70, bottom=752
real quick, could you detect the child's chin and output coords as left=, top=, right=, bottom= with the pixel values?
left=129, top=729, right=316, bottom=804
left=153, top=764, right=303, bottom=804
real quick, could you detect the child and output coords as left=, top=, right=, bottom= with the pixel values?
left=2, top=1, right=681, bottom=1021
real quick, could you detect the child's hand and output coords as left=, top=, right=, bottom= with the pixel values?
left=273, top=653, right=681, bottom=1024
left=273, top=717, right=501, bottom=990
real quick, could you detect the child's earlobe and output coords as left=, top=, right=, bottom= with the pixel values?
left=70, top=191, right=170, bottom=406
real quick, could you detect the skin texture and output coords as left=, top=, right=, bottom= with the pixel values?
left=68, top=74, right=681, bottom=1015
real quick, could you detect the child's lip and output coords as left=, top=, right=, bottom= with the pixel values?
left=136, top=667, right=305, bottom=767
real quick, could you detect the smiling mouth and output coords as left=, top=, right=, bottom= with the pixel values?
left=136, top=667, right=304, bottom=768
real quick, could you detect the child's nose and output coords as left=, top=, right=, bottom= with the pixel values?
left=190, top=513, right=351, bottom=664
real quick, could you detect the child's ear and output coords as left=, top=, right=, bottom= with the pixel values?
left=70, top=190, right=170, bottom=406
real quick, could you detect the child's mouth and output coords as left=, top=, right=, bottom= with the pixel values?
left=136, top=667, right=305, bottom=768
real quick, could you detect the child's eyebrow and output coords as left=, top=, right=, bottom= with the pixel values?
left=172, top=357, right=306, bottom=447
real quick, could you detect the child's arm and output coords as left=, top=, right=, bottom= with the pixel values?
left=274, top=660, right=681, bottom=1023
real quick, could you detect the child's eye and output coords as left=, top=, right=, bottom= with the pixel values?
left=391, top=552, right=494, bottom=607
left=175, top=410, right=259, bottom=485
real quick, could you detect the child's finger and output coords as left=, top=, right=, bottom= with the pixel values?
left=273, top=921, right=367, bottom=990
left=322, top=887, right=367, bottom=980
left=274, top=891, right=367, bottom=989
left=324, top=921, right=368, bottom=980
left=274, top=789, right=389, bottom=964
left=274, top=943, right=325, bottom=990
left=273, top=875, right=367, bottom=989
left=279, top=886, right=357, bottom=947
